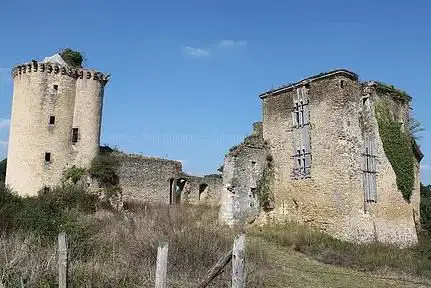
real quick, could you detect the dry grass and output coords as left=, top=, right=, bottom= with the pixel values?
left=250, top=222, right=431, bottom=281
left=1, top=182, right=431, bottom=287
left=0, top=203, right=269, bottom=287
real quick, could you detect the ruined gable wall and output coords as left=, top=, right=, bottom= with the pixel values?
left=219, top=123, right=267, bottom=225
left=357, top=84, right=420, bottom=245
left=261, top=74, right=419, bottom=246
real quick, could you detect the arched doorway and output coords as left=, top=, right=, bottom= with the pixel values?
left=199, top=183, right=209, bottom=201
left=169, top=177, right=189, bottom=204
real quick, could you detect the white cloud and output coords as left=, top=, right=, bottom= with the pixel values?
left=421, top=164, right=431, bottom=171
left=0, top=118, right=10, bottom=129
left=183, top=46, right=210, bottom=57
left=218, top=40, right=247, bottom=49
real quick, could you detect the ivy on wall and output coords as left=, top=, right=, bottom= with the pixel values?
left=375, top=100, right=415, bottom=201
left=256, top=154, right=275, bottom=211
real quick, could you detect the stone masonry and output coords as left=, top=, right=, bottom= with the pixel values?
left=116, top=153, right=222, bottom=206
left=219, top=122, right=267, bottom=225
left=220, top=69, right=423, bottom=247
left=6, top=57, right=109, bottom=196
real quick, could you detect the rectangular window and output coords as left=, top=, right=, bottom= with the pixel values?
left=53, top=84, right=58, bottom=91
left=49, top=116, right=55, bottom=125
left=45, top=152, right=51, bottom=162
left=292, top=86, right=311, bottom=178
left=71, top=128, right=79, bottom=143
left=363, top=135, right=377, bottom=204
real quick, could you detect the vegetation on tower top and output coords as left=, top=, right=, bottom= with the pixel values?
left=59, top=48, right=86, bottom=68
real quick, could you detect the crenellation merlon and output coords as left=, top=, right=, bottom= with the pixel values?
left=11, top=61, right=110, bottom=84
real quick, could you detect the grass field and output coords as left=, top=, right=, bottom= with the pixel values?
left=1, top=184, right=431, bottom=287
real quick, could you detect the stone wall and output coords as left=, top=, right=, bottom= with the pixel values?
left=116, top=153, right=222, bottom=206
left=258, top=70, right=421, bottom=247
left=219, top=122, right=267, bottom=225
left=6, top=61, right=108, bottom=196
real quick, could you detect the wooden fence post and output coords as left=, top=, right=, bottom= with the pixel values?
left=155, top=242, right=168, bottom=288
left=57, top=232, right=68, bottom=288
left=232, top=234, right=246, bottom=288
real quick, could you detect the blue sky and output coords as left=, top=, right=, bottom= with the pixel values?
left=0, top=0, right=429, bottom=184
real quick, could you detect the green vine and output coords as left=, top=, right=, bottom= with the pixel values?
left=256, top=154, right=275, bottom=211
left=375, top=100, right=415, bottom=201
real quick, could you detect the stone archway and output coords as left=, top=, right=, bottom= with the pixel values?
left=199, top=183, right=209, bottom=201
left=169, top=177, right=189, bottom=204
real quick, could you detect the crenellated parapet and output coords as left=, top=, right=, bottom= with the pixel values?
left=11, top=61, right=110, bottom=84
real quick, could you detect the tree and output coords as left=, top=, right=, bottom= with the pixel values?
left=0, top=158, right=6, bottom=183
left=420, top=183, right=431, bottom=233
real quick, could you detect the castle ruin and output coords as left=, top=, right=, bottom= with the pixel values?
left=4, top=54, right=424, bottom=246
left=220, top=69, right=423, bottom=246
left=5, top=54, right=222, bottom=205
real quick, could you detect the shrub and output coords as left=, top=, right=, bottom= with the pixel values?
left=88, top=153, right=120, bottom=188
left=0, top=183, right=99, bottom=240
left=62, top=165, right=87, bottom=184
left=421, top=183, right=431, bottom=233
left=0, top=158, right=6, bottom=183
left=59, top=48, right=85, bottom=68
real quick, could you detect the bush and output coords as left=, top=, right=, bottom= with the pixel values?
left=0, top=158, right=6, bottom=183
left=62, top=165, right=87, bottom=184
left=59, top=48, right=85, bottom=68
left=421, top=183, right=431, bottom=233
left=0, top=183, right=99, bottom=240
left=88, top=152, right=120, bottom=188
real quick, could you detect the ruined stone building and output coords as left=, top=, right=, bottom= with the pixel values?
left=5, top=53, right=423, bottom=245
left=6, top=56, right=109, bottom=196
left=116, top=152, right=222, bottom=206
left=220, top=69, right=423, bottom=246
left=5, top=54, right=222, bottom=205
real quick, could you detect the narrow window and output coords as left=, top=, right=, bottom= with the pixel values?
left=363, top=136, right=377, bottom=205
left=292, top=87, right=311, bottom=178
left=71, top=128, right=79, bottom=143
left=53, top=84, right=58, bottom=91
left=45, top=152, right=51, bottom=162
left=250, top=188, right=257, bottom=208
left=299, top=100, right=304, bottom=126
left=251, top=161, right=257, bottom=173
left=340, top=80, right=344, bottom=88
left=49, top=116, right=55, bottom=125
left=294, top=102, right=300, bottom=127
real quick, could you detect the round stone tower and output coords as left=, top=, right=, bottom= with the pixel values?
left=6, top=58, right=109, bottom=196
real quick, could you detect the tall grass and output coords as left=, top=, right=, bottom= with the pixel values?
left=0, top=185, right=268, bottom=287
left=251, top=223, right=431, bottom=278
